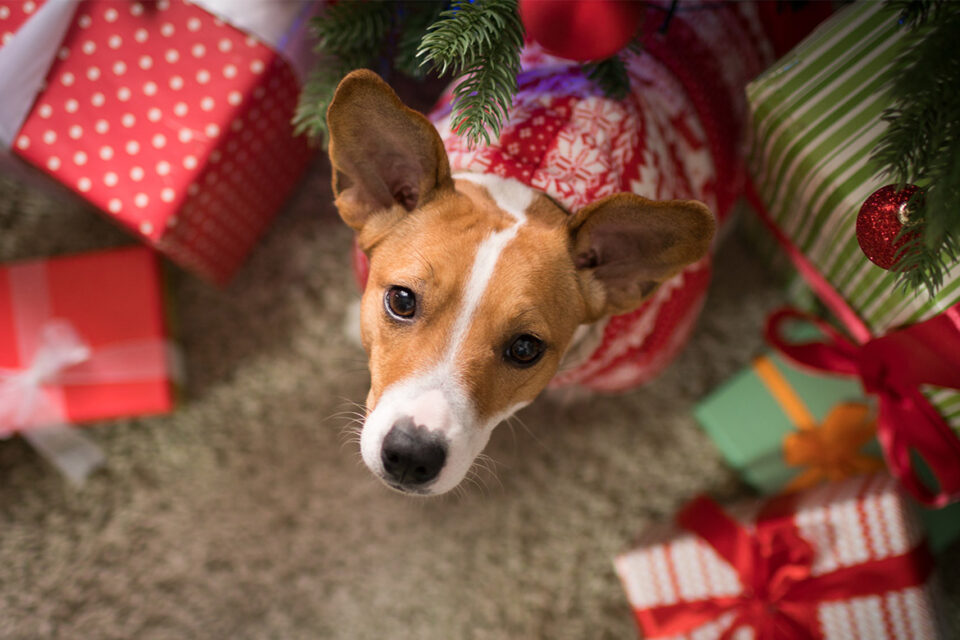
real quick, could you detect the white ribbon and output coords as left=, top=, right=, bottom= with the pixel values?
left=0, top=320, right=90, bottom=434
left=0, top=318, right=181, bottom=486
left=0, top=320, right=102, bottom=485
left=193, top=0, right=321, bottom=80
left=0, top=0, right=76, bottom=150
left=0, top=0, right=321, bottom=151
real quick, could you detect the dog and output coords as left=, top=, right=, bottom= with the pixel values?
left=327, top=6, right=772, bottom=496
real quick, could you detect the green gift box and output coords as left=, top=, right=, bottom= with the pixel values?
left=695, top=349, right=960, bottom=552
left=746, top=1, right=960, bottom=441
left=695, top=350, right=865, bottom=492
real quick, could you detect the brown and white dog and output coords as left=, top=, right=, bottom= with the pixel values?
left=327, top=7, right=772, bottom=496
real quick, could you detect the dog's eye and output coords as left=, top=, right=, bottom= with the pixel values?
left=505, top=334, right=544, bottom=367
left=384, top=286, right=417, bottom=320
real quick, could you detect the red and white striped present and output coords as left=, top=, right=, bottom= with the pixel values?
left=614, top=474, right=946, bottom=639
left=0, top=0, right=317, bottom=284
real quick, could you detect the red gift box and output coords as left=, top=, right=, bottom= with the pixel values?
left=0, top=0, right=315, bottom=284
left=614, top=474, right=945, bottom=639
left=0, top=246, right=175, bottom=433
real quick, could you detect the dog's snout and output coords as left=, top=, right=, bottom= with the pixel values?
left=381, top=420, right=447, bottom=486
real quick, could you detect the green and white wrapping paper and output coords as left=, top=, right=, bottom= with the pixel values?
left=747, top=1, right=960, bottom=437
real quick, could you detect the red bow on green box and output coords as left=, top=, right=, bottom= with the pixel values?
left=636, top=491, right=934, bottom=639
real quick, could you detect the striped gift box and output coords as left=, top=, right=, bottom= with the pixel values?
left=746, top=2, right=960, bottom=438
left=615, top=475, right=945, bottom=639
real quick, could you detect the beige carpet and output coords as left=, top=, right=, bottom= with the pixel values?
left=1, top=101, right=958, bottom=639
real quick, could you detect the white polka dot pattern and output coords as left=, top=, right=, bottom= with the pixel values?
left=5, top=0, right=313, bottom=284
left=0, top=0, right=45, bottom=47
left=613, top=475, right=942, bottom=639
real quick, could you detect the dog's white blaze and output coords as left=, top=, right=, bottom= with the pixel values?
left=444, top=174, right=532, bottom=368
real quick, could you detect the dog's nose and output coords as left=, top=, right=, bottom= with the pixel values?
left=381, top=421, right=446, bottom=486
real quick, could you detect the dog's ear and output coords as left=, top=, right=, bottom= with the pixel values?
left=326, top=70, right=453, bottom=235
left=568, top=194, right=715, bottom=320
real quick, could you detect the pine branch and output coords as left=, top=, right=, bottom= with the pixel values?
left=418, top=0, right=524, bottom=147
left=872, top=4, right=960, bottom=295
left=893, top=234, right=958, bottom=294
left=295, top=0, right=641, bottom=150
left=293, top=2, right=398, bottom=147
left=292, top=67, right=342, bottom=143
left=312, top=1, right=394, bottom=69
left=394, top=2, right=448, bottom=79
left=888, top=0, right=950, bottom=28
left=584, top=56, right=631, bottom=100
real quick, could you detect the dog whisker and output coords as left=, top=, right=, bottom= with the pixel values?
left=506, top=412, right=547, bottom=452
left=331, top=413, right=366, bottom=425
left=454, top=477, right=479, bottom=502
left=325, top=411, right=366, bottom=424
left=335, top=396, right=369, bottom=413
left=338, top=422, right=363, bottom=435
left=337, top=415, right=366, bottom=427
left=338, top=433, right=363, bottom=453
left=500, top=415, right=519, bottom=449
left=461, top=472, right=485, bottom=499
left=468, top=469, right=490, bottom=497
left=475, top=452, right=499, bottom=472
left=322, top=400, right=368, bottom=456
left=475, top=460, right=503, bottom=495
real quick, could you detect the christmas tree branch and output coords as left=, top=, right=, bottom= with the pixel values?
left=293, top=1, right=446, bottom=146
left=873, top=2, right=960, bottom=294
left=292, top=66, right=343, bottom=143
left=394, top=3, right=448, bottom=79
left=889, top=0, right=951, bottom=28
left=584, top=56, right=631, bottom=101
left=293, top=2, right=393, bottom=144
left=312, top=1, right=394, bottom=69
left=296, top=0, right=642, bottom=149
left=418, top=0, right=524, bottom=146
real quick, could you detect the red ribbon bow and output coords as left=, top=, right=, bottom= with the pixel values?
left=635, top=491, right=934, bottom=639
left=766, top=307, right=960, bottom=507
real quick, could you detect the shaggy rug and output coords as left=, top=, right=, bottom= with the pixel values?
left=1, top=88, right=957, bottom=638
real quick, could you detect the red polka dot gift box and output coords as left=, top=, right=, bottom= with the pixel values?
left=0, top=0, right=317, bottom=284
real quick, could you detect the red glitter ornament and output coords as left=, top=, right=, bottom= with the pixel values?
left=856, top=184, right=922, bottom=270
left=518, top=0, right=644, bottom=62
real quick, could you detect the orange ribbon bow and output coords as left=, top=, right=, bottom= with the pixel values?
left=752, top=355, right=884, bottom=491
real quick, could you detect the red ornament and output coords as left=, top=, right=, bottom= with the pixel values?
left=856, top=184, right=922, bottom=270
left=518, top=0, right=644, bottom=62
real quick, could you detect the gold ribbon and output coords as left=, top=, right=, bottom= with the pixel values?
left=752, top=356, right=884, bottom=492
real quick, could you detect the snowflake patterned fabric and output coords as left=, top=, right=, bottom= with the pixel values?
left=435, top=53, right=715, bottom=217
left=428, top=5, right=771, bottom=392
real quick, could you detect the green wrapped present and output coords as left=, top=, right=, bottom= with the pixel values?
left=746, top=1, right=960, bottom=441
left=694, top=349, right=870, bottom=493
